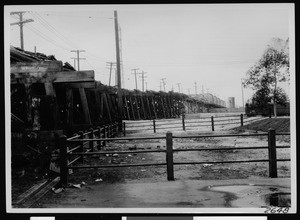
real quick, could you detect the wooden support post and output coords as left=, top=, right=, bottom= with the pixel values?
left=97, top=126, right=101, bottom=150
left=146, top=96, right=152, bottom=119
left=161, top=96, right=166, bottom=118
left=240, top=114, right=244, bottom=126
left=102, top=126, right=106, bottom=147
left=123, top=122, right=126, bottom=136
left=66, top=88, right=73, bottom=127
left=129, top=97, right=136, bottom=120
left=79, top=88, right=91, bottom=125
left=166, top=132, right=174, bottom=181
left=102, top=93, right=112, bottom=122
left=59, top=135, right=68, bottom=186
left=140, top=95, right=146, bottom=119
left=211, top=116, right=214, bottom=131
left=124, top=96, right=130, bottom=120
left=182, top=115, right=186, bottom=131
left=151, top=96, right=157, bottom=119
left=78, top=131, right=84, bottom=163
left=268, top=129, right=277, bottom=178
left=135, top=96, right=141, bottom=120
left=153, top=119, right=156, bottom=133
left=88, top=128, right=94, bottom=152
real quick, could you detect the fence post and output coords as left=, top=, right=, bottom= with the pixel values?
left=268, top=128, right=277, bottom=178
left=240, top=114, right=244, bottom=126
left=182, top=115, right=186, bottom=131
left=211, top=116, right=214, bottom=131
left=103, top=126, right=107, bottom=147
left=123, top=122, right=126, bottom=136
left=97, top=126, right=101, bottom=150
left=88, top=128, right=94, bottom=152
left=166, top=132, right=174, bottom=181
left=78, top=131, right=84, bottom=163
left=59, top=135, right=68, bottom=186
left=153, top=119, right=156, bottom=133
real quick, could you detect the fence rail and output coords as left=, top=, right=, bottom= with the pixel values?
left=125, top=114, right=264, bottom=133
left=59, top=127, right=291, bottom=185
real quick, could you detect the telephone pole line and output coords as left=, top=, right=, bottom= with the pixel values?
left=106, top=62, right=116, bottom=86
left=194, top=82, right=197, bottom=95
left=139, top=71, right=147, bottom=92
left=176, top=83, right=181, bottom=93
left=160, top=78, right=166, bottom=92
left=10, top=12, right=34, bottom=50
left=71, top=50, right=85, bottom=71
left=71, top=57, right=77, bottom=69
left=131, top=68, right=139, bottom=90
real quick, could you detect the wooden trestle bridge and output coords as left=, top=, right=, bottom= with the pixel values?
left=10, top=47, right=225, bottom=136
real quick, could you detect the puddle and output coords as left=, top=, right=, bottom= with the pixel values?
left=264, top=192, right=291, bottom=207
left=207, top=184, right=291, bottom=207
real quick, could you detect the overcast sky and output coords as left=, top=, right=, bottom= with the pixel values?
left=6, top=4, right=294, bottom=107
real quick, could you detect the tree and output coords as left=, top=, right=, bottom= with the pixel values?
left=243, top=38, right=289, bottom=117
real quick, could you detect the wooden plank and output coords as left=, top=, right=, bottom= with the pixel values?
left=61, top=82, right=96, bottom=89
left=78, top=88, right=91, bottom=125
left=11, top=70, right=95, bottom=84
left=44, top=82, right=56, bottom=97
left=11, top=61, right=63, bottom=74
left=102, top=93, right=112, bottom=122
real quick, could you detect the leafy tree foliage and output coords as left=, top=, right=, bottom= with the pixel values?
left=243, top=38, right=289, bottom=116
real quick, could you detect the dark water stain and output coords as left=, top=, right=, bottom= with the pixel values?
left=264, top=192, right=291, bottom=207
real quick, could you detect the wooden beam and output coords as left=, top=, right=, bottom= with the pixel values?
left=61, top=82, right=96, bottom=89
left=66, top=88, right=73, bottom=126
left=140, top=95, right=146, bottom=119
left=78, top=88, right=91, bottom=125
left=146, top=96, right=152, bottom=119
left=124, top=96, right=130, bottom=120
left=11, top=70, right=95, bottom=84
left=44, top=83, right=56, bottom=97
left=102, top=93, right=112, bottom=122
left=160, top=96, right=166, bottom=118
left=151, top=96, right=157, bottom=119
left=134, top=96, right=141, bottom=120
left=94, top=91, right=101, bottom=122
left=11, top=61, right=63, bottom=74
left=24, top=83, right=32, bottom=124
left=129, top=97, right=136, bottom=120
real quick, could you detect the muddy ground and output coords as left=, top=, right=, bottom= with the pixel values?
left=11, top=116, right=291, bottom=204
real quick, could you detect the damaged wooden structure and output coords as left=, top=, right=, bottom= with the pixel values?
left=10, top=46, right=225, bottom=135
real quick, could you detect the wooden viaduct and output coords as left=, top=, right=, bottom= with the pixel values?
left=10, top=46, right=225, bottom=136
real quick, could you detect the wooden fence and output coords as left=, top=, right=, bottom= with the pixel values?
left=58, top=128, right=290, bottom=185
left=124, top=114, right=263, bottom=133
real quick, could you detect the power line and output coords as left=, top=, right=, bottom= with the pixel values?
left=131, top=68, right=139, bottom=90
left=71, top=50, right=86, bottom=71
left=10, top=11, right=34, bottom=50
left=139, top=71, right=147, bottom=92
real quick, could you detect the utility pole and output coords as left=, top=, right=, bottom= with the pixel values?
left=161, top=78, right=166, bottom=92
left=131, top=68, right=139, bottom=90
left=71, top=50, right=85, bottom=71
left=114, top=10, right=123, bottom=125
left=194, top=82, right=197, bottom=95
left=71, top=57, right=76, bottom=69
left=106, top=62, right=116, bottom=86
left=139, top=71, right=147, bottom=92
left=241, top=78, right=245, bottom=109
left=176, top=83, right=181, bottom=93
left=10, top=12, right=34, bottom=50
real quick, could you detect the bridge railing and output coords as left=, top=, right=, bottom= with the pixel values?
left=58, top=128, right=290, bottom=185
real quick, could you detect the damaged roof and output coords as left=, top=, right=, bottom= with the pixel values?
left=10, top=46, right=76, bottom=71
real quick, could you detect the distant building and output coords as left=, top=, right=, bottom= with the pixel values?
left=228, top=97, right=235, bottom=108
